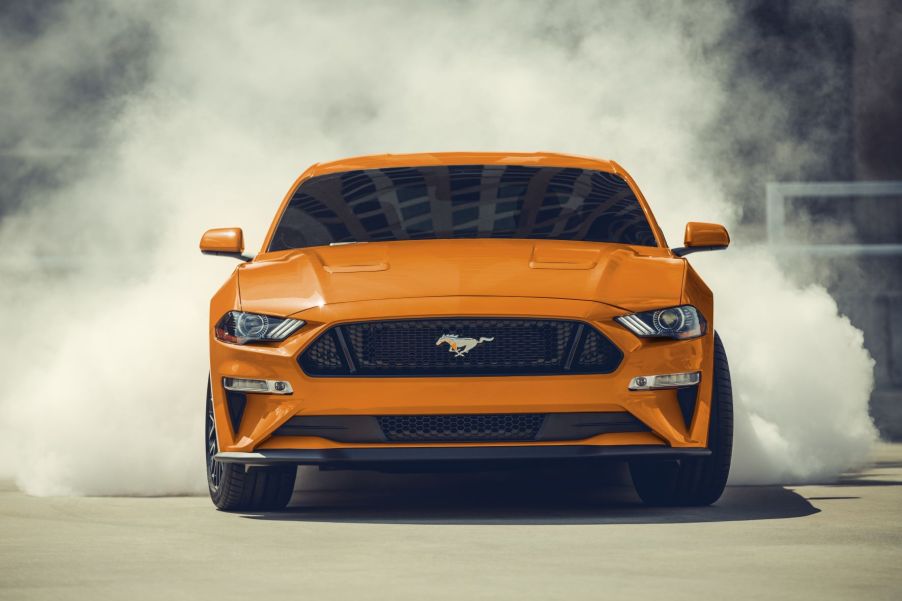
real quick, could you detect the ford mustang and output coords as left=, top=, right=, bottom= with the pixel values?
left=201, top=152, right=733, bottom=511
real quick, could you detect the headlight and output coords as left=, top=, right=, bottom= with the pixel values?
left=615, top=305, right=706, bottom=340
left=215, top=311, right=305, bottom=344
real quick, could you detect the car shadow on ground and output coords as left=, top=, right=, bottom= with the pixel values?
left=823, top=469, right=902, bottom=488
left=240, top=462, right=821, bottom=525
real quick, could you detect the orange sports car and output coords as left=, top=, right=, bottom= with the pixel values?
left=201, top=152, right=733, bottom=511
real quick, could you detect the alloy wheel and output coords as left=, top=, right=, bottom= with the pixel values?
left=206, top=401, right=223, bottom=490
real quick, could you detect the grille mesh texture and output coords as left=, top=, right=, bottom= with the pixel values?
left=377, top=414, right=545, bottom=442
left=298, top=318, right=622, bottom=376
left=302, top=330, right=343, bottom=371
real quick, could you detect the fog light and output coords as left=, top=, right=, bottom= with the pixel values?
left=628, top=371, right=700, bottom=390
left=222, top=377, right=293, bottom=395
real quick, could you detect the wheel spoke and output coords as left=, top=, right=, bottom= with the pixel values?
left=206, top=399, right=222, bottom=489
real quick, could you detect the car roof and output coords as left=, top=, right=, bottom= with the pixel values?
left=303, top=152, right=619, bottom=178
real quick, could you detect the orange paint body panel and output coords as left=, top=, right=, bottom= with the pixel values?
left=206, top=152, right=721, bottom=460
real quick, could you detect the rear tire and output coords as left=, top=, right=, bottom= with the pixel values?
left=205, top=379, right=296, bottom=511
left=629, top=332, right=733, bottom=506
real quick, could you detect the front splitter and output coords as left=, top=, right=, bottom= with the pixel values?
left=215, top=445, right=711, bottom=466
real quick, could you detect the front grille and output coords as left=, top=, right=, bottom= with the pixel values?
left=298, top=318, right=622, bottom=377
left=377, top=414, right=545, bottom=442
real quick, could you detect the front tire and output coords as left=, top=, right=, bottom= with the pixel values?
left=629, top=332, right=734, bottom=506
left=205, top=379, right=296, bottom=511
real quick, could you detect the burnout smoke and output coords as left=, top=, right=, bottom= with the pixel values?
left=0, top=1, right=876, bottom=495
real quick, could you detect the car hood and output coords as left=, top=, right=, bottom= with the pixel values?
left=237, top=239, right=686, bottom=316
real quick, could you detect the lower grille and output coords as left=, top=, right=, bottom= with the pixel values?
left=377, top=413, right=545, bottom=442
left=298, top=318, right=623, bottom=377
left=273, top=412, right=651, bottom=443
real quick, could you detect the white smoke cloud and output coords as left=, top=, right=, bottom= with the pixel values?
left=701, top=249, right=876, bottom=483
left=0, top=0, right=876, bottom=495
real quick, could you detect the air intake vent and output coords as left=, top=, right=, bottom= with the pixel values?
left=272, top=412, right=650, bottom=443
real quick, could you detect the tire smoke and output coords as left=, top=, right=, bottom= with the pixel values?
left=0, top=1, right=876, bottom=495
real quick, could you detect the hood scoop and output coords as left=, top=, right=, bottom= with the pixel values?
left=528, top=245, right=600, bottom=270
left=312, top=246, right=390, bottom=274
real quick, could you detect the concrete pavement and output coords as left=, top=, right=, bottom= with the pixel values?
left=2, top=445, right=901, bottom=600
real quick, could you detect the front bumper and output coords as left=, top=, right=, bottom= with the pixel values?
left=209, top=296, right=716, bottom=454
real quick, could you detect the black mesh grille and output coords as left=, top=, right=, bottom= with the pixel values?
left=346, top=319, right=572, bottom=372
left=272, top=412, right=650, bottom=442
left=303, top=330, right=344, bottom=371
left=577, top=328, right=620, bottom=369
left=378, top=414, right=544, bottom=442
left=299, top=318, right=622, bottom=377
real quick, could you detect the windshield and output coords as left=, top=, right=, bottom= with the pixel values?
left=268, top=165, right=657, bottom=251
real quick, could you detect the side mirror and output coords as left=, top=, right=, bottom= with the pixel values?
left=200, top=228, right=252, bottom=261
left=672, top=222, right=730, bottom=257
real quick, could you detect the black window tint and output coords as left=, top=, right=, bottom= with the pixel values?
left=269, top=165, right=657, bottom=251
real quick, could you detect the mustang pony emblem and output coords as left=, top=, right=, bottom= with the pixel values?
left=435, top=333, right=495, bottom=357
